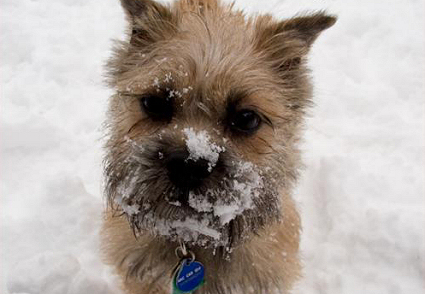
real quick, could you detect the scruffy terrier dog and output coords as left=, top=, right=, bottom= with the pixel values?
left=101, top=0, right=335, bottom=293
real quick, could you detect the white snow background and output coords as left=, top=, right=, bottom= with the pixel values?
left=1, top=0, right=424, bottom=293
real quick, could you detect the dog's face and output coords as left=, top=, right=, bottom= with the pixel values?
left=104, top=0, right=335, bottom=249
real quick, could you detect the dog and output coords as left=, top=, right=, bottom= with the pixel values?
left=101, top=0, right=336, bottom=293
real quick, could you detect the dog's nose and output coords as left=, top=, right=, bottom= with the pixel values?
left=166, top=151, right=212, bottom=191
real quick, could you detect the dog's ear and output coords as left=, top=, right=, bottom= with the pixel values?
left=255, top=12, right=336, bottom=74
left=120, top=0, right=176, bottom=47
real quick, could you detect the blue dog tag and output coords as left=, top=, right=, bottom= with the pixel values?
left=172, top=258, right=205, bottom=293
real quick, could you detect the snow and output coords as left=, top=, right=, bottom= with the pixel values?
left=160, top=158, right=263, bottom=243
left=189, top=191, right=214, bottom=212
left=1, top=0, right=424, bottom=294
left=183, top=128, right=225, bottom=171
left=214, top=161, right=263, bottom=225
left=155, top=217, right=222, bottom=243
left=186, top=160, right=263, bottom=225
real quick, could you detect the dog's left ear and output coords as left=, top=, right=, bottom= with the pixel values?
left=120, top=0, right=176, bottom=47
left=255, top=12, right=336, bottom=73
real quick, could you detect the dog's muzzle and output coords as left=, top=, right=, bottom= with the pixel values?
left=166, top=150, right=215, bottom=204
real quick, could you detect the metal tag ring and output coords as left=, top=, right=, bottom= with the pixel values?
left=175, top=246, right=195, bottom=262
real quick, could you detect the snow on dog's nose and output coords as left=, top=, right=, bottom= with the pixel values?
left=166, top=128, right=225, bottom=203
left=167, top=151, right=212, bottom=190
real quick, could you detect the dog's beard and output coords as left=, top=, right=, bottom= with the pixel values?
left=104, top=136, right=282, bottom=250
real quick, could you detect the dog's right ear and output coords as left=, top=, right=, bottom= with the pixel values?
left=254, top=12, right=336, bottom=75
left=120, top=0, right=176, bottom=47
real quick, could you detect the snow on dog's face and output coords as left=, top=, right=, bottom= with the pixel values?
left=105, top=124, right=281, bottom=248
left=104, top=0, right=336, bottom=249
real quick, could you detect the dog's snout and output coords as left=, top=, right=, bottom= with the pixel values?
left=166, top=151, right=212, bottom=191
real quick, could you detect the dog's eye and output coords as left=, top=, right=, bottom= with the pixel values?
left=140, top=95, right=173, bottom=122
left=229, top=110, right=262, bottom=134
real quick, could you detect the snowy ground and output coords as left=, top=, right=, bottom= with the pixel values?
left=1, top=0, right=424, bottom=293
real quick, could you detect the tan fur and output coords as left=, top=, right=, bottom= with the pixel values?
left=102, top=0, right=335, bottom=293
left=102, top=189, right=300, bottom=294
